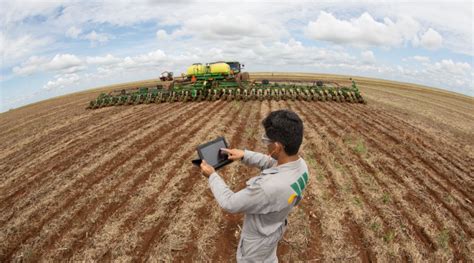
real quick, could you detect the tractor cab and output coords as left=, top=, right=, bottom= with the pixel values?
left=160, top=71, right=174, bottom=81
left=226, top=61, right=243, bottom=74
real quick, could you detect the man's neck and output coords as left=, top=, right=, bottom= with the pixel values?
left=277, top=154, right=299, bottom=166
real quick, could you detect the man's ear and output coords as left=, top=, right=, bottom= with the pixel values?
left=276, top=142, right=284, bottom=154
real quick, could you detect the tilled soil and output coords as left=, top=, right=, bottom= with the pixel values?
left=0, top=73, right=473, bottom=262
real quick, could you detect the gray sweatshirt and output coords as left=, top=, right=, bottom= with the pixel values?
left=208, top=150, right=309, bottom=238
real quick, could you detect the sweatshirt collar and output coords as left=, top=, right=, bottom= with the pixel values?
left=261, top=157, right=303, bottom=175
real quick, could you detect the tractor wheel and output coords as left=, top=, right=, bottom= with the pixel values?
left=340, top=94, right=346, bottom=102
left=348, top=94, right=354, bottom=103
left=289, top=90, right=296, bottom=101
left=350, top=92, right=357, bottom=103
left=320, top=93, right=326, bottom=102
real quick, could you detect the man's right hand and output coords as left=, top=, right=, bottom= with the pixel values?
left=220, top=148, right=244, bottom=161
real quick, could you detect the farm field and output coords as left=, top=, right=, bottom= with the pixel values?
left=0, top=73, right=473, bottom=262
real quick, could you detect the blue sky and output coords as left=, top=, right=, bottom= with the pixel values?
left=1, top=0, right=472, bottom=112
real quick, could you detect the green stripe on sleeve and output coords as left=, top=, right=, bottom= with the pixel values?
left=302, top=172, right=308, bottom=184
left=291, top=182, right=301, bottom=196
left=297, top=177, right=305, bottom=191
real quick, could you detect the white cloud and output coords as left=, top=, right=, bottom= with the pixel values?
left=168, top=13, right=287, bottom=41
left=0, top=1, right=61, bottom=27
left=66, top=26, right=82, bottom=39
left=134, top=49, right=167, bottom=63
left=86, top=54, right=120, bottom=65
left=12, top=56, right=49, bottom=76
left=0, top=33, right=52, bottom=67
left=90, top=49, right=172, bottom=78
left=403, top=55, right=431, bottom=63
left=419, top=28, right=443, bottom=50
left=429, top=59, right=471, bottom=75
left=360, top=50, right=376, bottom=64
left=412, top=55, right=430, bottom=63
left=48, top=54, right=82, bottom=71
left=82, top=31, right=109, bottom=44
left=43, top=73, right=80, bottom=90
left=13, top=54, right=84, bottom=76
left=368, top=2, right=472, bottom=55
left=396, top=58, right=473, bottom=95
left=65, top=27, right=109, bottom=45
left=156, top=29, right=172, bottom=40
left=13, top=49, right=168, bottom=78
left=305, top=11, right=422, bottom=48
left=210, top=38, right=357, bottom=69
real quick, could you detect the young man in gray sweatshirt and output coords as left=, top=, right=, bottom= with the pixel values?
left=200, top=109, right=309, bottom=262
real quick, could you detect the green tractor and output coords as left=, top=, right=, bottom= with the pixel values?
left=87, top=61, right=365, bottom=109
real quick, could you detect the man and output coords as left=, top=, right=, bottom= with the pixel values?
left=200, top=109, right=309, bottom=262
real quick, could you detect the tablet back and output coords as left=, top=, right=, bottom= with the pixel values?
left=197, top=137, right=232, bottom=169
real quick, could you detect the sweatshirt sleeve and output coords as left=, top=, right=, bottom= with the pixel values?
left=208, top=172, right=271, bottom=214
left=242, top=150, right=277, bottom=170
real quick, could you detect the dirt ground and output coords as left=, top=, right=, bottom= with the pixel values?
left=0, top=73, right=472, bottom=262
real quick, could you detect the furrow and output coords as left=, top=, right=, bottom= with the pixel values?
left=349, top=103, right=473, bottom=189
left=130, top=101, right=255, bottom=261
left=205, top=100, right=264, bottom=261
left=352, top=103, right=472, bottom=175
left=69, top=101, right=240, bottom=261
left=315, top=101, right=473, bottom=238
left=328, top=103, right=474, bottom=220
left=0, top=103, right=158, bottom=182
left=0, top=96, right=92, bottom=139
left=299, top=100, right=448, bottom=258
left=0, top=102, right=208, bottom=261
left=36, top=101, right=228, bottom=261
left=0, top=104, right=157, bottom=189
left=274, top=100, right=326, bottom=261
left=0, top=103, right=187, bottom=216
left=0, top=101, right=123, bottom=164
left=288, top=101, right=383, bottom=261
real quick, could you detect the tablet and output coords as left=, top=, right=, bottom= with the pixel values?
left=195, top=136, right=233, bottom=170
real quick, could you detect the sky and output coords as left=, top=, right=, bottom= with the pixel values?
left=0, top=0, right=473, bottom=112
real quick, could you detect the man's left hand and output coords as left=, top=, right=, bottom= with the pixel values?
left=200, top=160, right=215, bottom=178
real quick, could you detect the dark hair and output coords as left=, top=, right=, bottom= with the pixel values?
left=262, top=109, right=303, bottom=155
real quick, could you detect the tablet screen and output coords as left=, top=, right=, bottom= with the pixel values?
left=197, top=137, right=232, bottom=169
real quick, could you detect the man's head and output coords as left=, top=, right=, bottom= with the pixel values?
left=262, top=110, right=303, bottom=159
